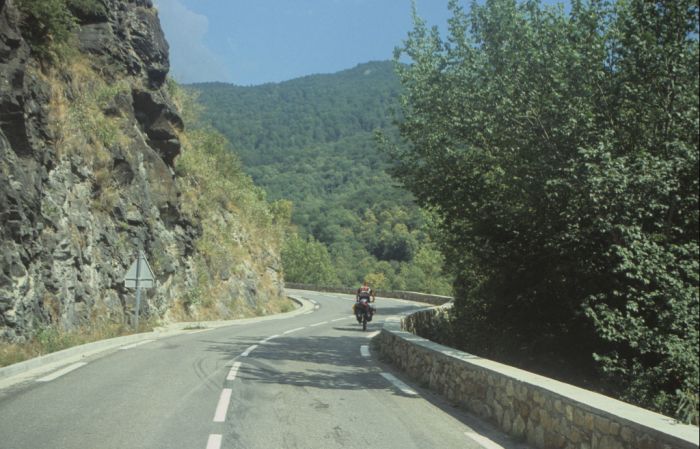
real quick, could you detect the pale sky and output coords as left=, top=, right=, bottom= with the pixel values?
left=154, top=0, right=567, bottom=86
left=154, top=0, right=456, bottom=85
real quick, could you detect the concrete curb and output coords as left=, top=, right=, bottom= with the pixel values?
left=0, top=295, right=311, bottom=384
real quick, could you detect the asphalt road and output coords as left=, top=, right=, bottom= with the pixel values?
left=0, top=290, right=529, bottom=449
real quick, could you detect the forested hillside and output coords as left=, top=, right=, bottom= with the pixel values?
left=188, top=62, right=452, bottom=293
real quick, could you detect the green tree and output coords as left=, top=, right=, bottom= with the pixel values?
left=282, top=235, right=339, bottom=285
left=387, top=0, right=698, bottom=420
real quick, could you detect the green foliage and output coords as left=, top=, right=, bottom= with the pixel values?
left=171, top=83, right=285, bottom=318
left=15, top=0, right=102, bottom=59
left=389, top=0, right=699, bottom=421
left=16, top=0, right=74, bottom=53
left=190, top=62, right=454, bottom=294
left=190, top=61, right=401, bottom=166
left=282, top=235, right=339, bottom=285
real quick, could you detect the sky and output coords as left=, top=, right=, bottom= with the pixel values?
left=154, top=1, right=567, bottom=86
left=153, top=0, right=456, bottom=86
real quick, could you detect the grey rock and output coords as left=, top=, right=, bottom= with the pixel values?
left=0, top=0, right=283, bottom=342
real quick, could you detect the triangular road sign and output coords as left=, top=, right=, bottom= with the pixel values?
left=124, top=251, right=155, bottom=288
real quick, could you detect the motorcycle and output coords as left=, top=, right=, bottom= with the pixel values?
left=353, top=297, right=373, bottom=331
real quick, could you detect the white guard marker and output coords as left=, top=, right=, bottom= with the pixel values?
left=213, top=389, right=232, bottom=422
left=227, top=362, right=242, bottom=381
left=261, top=335, right=279, bottom=343
left=380, top=373, right=418, bottom=396
left=119, top=339, right=154, bottom=350
left=283, top=327, right=305, bottom=335
left=241, top=345, right=258, bottom=357
left=464, top=431, right=506, bottom=449
left=206, top=434, right=222, bottom=449
left=309, top=321, right=328, bottom=327
left=36, top=362, right=87, bottom=382
left=360, top=345, right=370, bottom=357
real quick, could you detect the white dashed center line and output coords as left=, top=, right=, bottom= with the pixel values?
left=227, top=362, right=242, bottom=381
left=283, top=327, right=305, bottom=335
left=261, top=335, right=279, bottom=343
left=331, top=317, right=346, bottom=322
left=213, top=389, right=232, bottom=422
left=309, top=321, right=328, bottom=327
left=206, top=434, right=222, bottom=449
left=36, top=362, right=87, bottom=382
left=241, top=345, right=258, bottom=357
left=360, top=345, right=370, bottom=357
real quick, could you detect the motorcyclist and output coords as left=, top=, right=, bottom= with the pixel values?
left=354, top=280, right=376, bottom=322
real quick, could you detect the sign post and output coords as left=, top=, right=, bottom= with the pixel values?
left=124, top=250, right=155, bottom=329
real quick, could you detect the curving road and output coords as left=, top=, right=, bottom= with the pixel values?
left=0, top=290, right=529, bottom=449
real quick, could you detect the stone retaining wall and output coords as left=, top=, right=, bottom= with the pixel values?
left=284, top=283, right=452, bottom=305
left=377, top=313, right=699, bottom=449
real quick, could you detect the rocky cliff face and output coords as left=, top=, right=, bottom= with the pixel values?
left=0, top=0, right=285, bottom=341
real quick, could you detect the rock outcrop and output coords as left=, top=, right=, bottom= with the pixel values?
left=0, top=0, right=284, bottom=341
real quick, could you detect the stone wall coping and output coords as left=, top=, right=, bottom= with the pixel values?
left=381, top=316, right=700, bottom=448
left=283, top=283, right=452, bottom=305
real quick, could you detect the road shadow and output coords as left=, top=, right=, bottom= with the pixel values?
left=203, top=332, right=530, bottom=448
left=203, top=332, right=417, bottom=396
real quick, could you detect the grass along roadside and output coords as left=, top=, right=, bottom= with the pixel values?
left=0, top=320, right=156, bottom=368
left=0, top=296, right=299, bottom=368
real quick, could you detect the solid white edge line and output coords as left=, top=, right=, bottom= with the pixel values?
left=36, top=362, right=87, bottom=382
left=213, top=389, right=232, bottom=422
left=206, top=434, right=222, bottom=449
left=119, top=339, right=154, bottom=350
left=366, top=331, right=380, bottom=339
left=283, top=327, right=305, bottom=335
left=309, top=321, right=328, bottom=327
left=360, top=345, right=370, bottom=357
left=227, top=361, right=242, bottom=381
left=380, top=373, right=418, bottom=396
left=241, top=344, right=258, bottom=357
left=464, top=431, right=506, bottom=449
